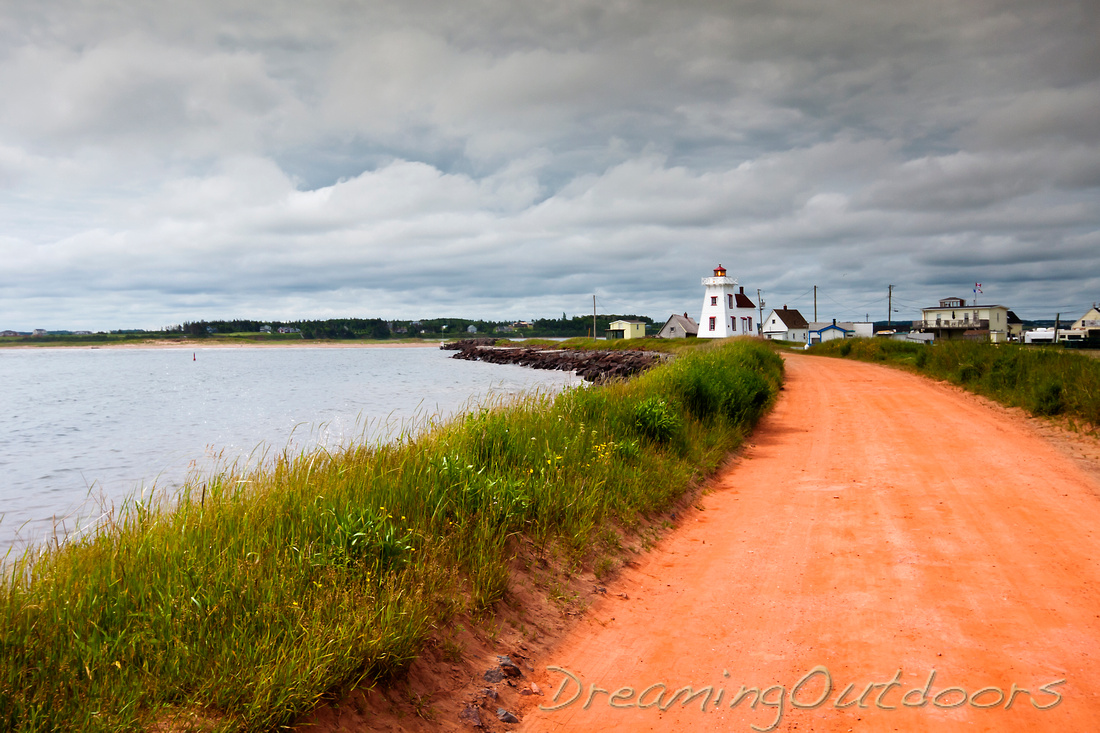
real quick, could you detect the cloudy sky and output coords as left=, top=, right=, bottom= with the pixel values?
left=1, top=0, right=1098, bottom=330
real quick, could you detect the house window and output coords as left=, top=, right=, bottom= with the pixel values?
left=709, top=317, right=716, bottom=331
left=711, top=296, right=717, bottom=306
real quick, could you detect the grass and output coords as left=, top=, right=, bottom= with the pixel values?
left=808, top=338, right=1100, bottom=427
left=0, top=338, right=782, bottom=732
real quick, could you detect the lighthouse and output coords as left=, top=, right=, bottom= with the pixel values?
left=699, top=264, right=757, bottom=338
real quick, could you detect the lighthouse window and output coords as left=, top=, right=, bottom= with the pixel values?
left=728, top=294, right=733, bottom=309
left=709, top=317, right=716, bottom=331
left=711, top=296, right=717, bottom=306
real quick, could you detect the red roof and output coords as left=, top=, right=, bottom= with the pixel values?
left=774, top=308, right=808, bottom=329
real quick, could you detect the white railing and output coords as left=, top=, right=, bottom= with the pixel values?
left=914, top=319, right=989, bottom=330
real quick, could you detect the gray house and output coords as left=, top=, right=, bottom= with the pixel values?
left=657, top=313, right=699, bottom=338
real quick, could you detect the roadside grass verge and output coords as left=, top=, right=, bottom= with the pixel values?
left=808, top=338, right=1100, bottom=427
left=0, top=339, right=782, bottom=732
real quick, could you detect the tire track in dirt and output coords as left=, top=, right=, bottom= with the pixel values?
left=519, top=353, right=1100, bottom=732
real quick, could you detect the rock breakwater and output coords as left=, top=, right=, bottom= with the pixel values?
left=442, top=339, right=662, bottom=382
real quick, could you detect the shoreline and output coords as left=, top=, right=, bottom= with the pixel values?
left=1, top=339, right=441, bottom=350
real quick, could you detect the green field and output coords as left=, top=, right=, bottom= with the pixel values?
left=809, top=338, right=1100, bottom=428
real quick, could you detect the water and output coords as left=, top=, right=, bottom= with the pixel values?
left=0, top=345, right=581, bottom=550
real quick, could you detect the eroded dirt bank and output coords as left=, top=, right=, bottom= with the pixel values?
left=519, top=353, right=1100, bottom=732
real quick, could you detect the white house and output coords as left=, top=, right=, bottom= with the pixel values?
left=657, top=313, right=698, bottom=339
left=699, top=264, right=757, bottom=338
left=762, top=308, right=809, bottom=342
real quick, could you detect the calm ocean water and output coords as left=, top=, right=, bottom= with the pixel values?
left=0, top=345, right=581, bottom=550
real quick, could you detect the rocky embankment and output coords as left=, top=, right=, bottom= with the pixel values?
left=442, top=339, right=662, bottom=382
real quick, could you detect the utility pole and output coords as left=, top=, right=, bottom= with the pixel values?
left=888, top=284, right=894, bottom=330
left=813, top=285, right=817, bottom=322
left=593, top=295, right=597, bottom=340
left=757, top=289, right=764, bottom=336
left=1053, top=312, right=1060, bottom=346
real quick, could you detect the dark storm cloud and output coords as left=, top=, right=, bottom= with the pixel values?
left=0, top=0, right=1097, bottom=330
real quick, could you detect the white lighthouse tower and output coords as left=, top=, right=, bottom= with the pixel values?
left=699, top=264, right=757, bottom=338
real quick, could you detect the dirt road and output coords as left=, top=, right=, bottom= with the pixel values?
left=520, top=353, right=1100, bottom=732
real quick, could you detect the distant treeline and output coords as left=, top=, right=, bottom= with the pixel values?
left=1, top=315, right=660, bottom=343
left=176, top=319, right=392, bottom=340
left=172, top=314, right=656, bottom=339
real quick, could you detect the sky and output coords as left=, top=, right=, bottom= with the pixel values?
left=1, top=0, right=1098, bottom=331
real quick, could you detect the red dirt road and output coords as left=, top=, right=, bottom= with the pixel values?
left=520, top=353, right=1100, bottom=732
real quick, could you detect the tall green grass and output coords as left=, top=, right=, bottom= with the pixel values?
left=809, top=338, right=1100, bottom=426
left=0, top=340, right=782, bottom=732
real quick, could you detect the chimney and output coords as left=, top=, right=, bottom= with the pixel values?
left=833, top=318, right=836, bottom=326
left=740, top=286, right=744, bottom=294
